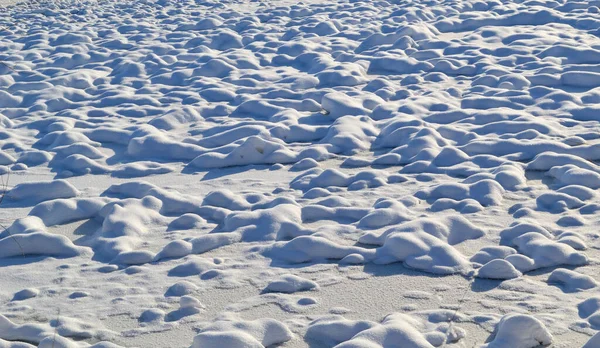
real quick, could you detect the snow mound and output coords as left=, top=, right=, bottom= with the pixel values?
left=583, top=332, right=600, bottom=348
left=547, top=165, right=600, bottom=189
left=482, top=313, right=552, bottom=348
left=306, top=315, right=376, bottom=346
left=263, top=274, right=318, bottom=293
left=476, top=259, right=522, bottom=280
left=471, top=246, right=517, bottom=265
left=500, top=222, right=588, bottom=270
left=190, top=316, right=293, bottom=348
left=548, top=268, right=597, bottom=292
left=7, top=180, right=79, bottom=204
left=189, top=136, right=298, bottom=169
left=0, top=232, right=83, bottom=259
left=309, top=312, right=465, bottom=347
left=267, top=215, right=483, bottom=275
left=415, top=180, right=505, bottom=206
left=0, top=314, right=49, bottom=344
left=12, top=288, right=39, bottom=302
left=166, top=281, right=199, bottom=297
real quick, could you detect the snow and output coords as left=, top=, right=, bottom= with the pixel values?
left=584, top=332, right=600, bottom=348
left=11, top=288, right=39, bottom=302
left=0, top=232, right=83, bottom=259
left=312, top=312, right=466, bottom=347
left=190, top=316, right=293, bottom=348
left=165, top=281, right=198, bottom=297
left=476, top=259, right=522, bottom=280
left=263, top=274, right=318, bottom=294
left=482, top=313, right=552, bottom=348
left=6, top=180, right=79, bottom=204
left=0, top=0, right=599, bottom=346
left=0, top=314, right=50, bottom=344
left=548, top=268, right=598, bottom=292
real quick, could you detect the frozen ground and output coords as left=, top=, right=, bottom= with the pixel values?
left=1, top=0, right=600, bottom=347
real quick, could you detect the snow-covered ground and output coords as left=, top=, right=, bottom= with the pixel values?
left=0, top=1, right=20, bottom=8
left=1, top=0, right=600, bottom=346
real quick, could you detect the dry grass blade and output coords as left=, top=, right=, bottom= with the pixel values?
left=0, top=25, right=18, bottom=73
left=51, top=308, right=61, bottom=348
left=0, top=61, right=17, bottom=73
left=0, top=170, right=23, bottom=256
left=0, top=169, right=8, bottom=207
left=441, top=275, right=475, bottom=348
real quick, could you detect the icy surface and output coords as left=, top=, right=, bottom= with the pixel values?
left=0, top=0, right=600, bottom=346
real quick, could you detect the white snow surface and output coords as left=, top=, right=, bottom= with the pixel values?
left=1, top=0, right=600, bottom=346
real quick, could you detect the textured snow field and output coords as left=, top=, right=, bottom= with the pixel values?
left=2, top=0, right=600, bottom=346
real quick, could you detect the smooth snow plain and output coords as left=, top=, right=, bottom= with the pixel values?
left=1, top=0, right=600, bottom=346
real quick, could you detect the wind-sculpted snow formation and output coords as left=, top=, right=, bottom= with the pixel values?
left=1, top=0, right=600, bottom=346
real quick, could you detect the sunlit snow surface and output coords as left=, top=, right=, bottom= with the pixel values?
left=1, top=0, right=600, bottom=346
